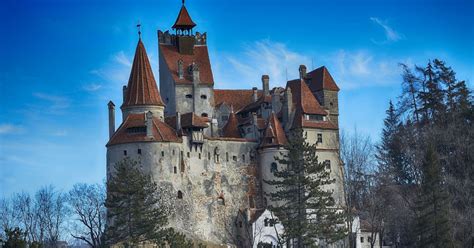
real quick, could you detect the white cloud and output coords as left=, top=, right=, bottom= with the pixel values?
left=83, top=83, right=103, bottom=92
left=33, top=92, right=70, bottom=111
left=114, top=51, right=132, bottom=67
left=214, top=40, right=310, bottom=88
left=213, top=40, right=403, bottom=90
left=370, top=17, right=403, bottom=43
left=0, top=124, right=24, bottom=134
left=51, top=130, right=68, bottom=137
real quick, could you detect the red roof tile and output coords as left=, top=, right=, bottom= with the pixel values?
left=306, top=66, right=340, bottom=92
left=172, top=5, right=196, bottom=30
left=160, top=44, right=214, bottom=85
left=287, top=79, right=327, bottom=115
left=291, top=109, right=338, bottom=130
left=122, top=40, right=164, bottom=108
left=260, top=113, right=287, bottom=148
left=107, top=113, right=180, bottom=146
left=214, top=89, right=262, bottom=112
left=239, top=95, right=272, bottom=113
left=222, top=111, right=241, bottom=138
left=165, top=112, right=209, bottom=129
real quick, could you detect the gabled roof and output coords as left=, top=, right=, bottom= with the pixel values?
left=239, top=95, right=272, bottom=114
left=306, top=66, right=340, bottom=92
left=222, top=111, right=241, bottom=138
left=159, top=44, right=214, bottom=85
left=165, top=112, right=209, bottom=129
left=260, top=113, right=287, bottom=148
left=172, top=5, right=196, bottom=30
left=107, top=113, right=180, bottom=146
left=214, top=89, right=262, bottom=112
left=287, top=79, right=327, bottom=115
left=122, top=39, right=164, bottom=108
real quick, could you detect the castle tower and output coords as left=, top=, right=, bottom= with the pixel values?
left=258, top=112, right=288, bottom=208
left=121, top=38, right=165, bottom=120
left=158, top=1, right=215, bottom=118
left=305, top=66, right=340, bottom=126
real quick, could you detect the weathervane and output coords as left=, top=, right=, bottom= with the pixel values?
left=137, top=21, right=142, bottom=39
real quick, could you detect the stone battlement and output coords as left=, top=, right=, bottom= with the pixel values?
left=158, top=30, right=207, bottom=46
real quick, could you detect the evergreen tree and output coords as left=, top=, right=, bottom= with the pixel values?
left=418, top=62, right=446, bottom=124
left=376, top=101, right=412, bottom=184
left=266, top=129, right=346, bottom=247
left=415, top=145, right=452, bottom=248
left=105, top=157, right=169, bottom=247
left=2, top=227, right=27, bottom=248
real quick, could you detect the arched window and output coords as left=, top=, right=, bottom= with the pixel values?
left=177, top=190, right=183, bottom=199
left=185, top=94, right=193, bottom=99
left=201, top=113, right=208, bottom=117
left=200, top=95, right=207, bottom=99
left=271, top=162, right=278, bottom=173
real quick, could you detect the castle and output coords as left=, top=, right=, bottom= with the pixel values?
left=106, top=2, right=345, bottom=246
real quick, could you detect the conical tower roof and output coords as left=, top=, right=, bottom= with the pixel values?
left=260, top=112, right=287, bottom=148
left=172, top=3, right=196, bottom=30
left=222, top=108, right=241, bottom=138
left=122, top=39, right=164, bottom=108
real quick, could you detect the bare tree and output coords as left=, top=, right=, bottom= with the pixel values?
left=35, top=186, right=68, bottom=246
left=68, top=183, right=106, bottom=248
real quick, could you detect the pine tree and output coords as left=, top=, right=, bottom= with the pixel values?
left=376, top=101, right=411, bottom=184
left=105, top=157, right=169, bottom=247
left=415, top=145, right=452, bottom=248
left=266, top=129, right=346, bottom=247
left=418, top=62, right=446, bottom=124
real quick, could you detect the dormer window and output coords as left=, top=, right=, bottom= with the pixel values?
left=306, top=114, right=324, bottom=121
left=126, top=126, right=147, bottom=134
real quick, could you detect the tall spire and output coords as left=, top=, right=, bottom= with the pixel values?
left=172, top=0, right=196, bottom=31
left=122, top=39, right=164, bottom=108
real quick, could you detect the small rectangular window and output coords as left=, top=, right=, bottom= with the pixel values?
left=187, top=152, right=190, bottom=158
left=161, top=151, right=165, bottom=157
left=361, top=237, right=364, bottom=243
left=233, top=156, right=237, bottom=162
left=123, top=150, right=127, bottom=156
left=138, top=149, right=142, bottom=155
left=174, top=166, right=177, bottom=174
left=199, top=153, right=201, bottom=159
left=325, top=160, right=331, bottom=170
left=317, top=133, right=323, bottom=143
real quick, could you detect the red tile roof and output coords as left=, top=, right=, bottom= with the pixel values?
left=287, top=79, right=327, bottom=115
left=107, top=113, right=180, bottom=146
left=222, top=111, right=241, bottom=138
left=159, top=44, right=214, bottom=85
left=165, top=112, right=209, bottom=129
left=306, top=66, right=340, bottom=92
left=214, top=89, right=262, bottom=112
left=291, top=109, right=338, bottom=130
left=260, top=113, right=287, bottom=148
left=122, top=40, right=165, bottom=108
left=172, top=5, right=196, bottom=30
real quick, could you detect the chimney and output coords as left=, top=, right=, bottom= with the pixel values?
left=252, top=87, right=258, bottom=102
left=262, top=75, right=270, bottom=96
left=178, top=60, right=184, bottom=79
left=271, top=90, right=281, bottom=113
left=176, top=112, right=181, bottom=132
left=122, top=85, right=127, bottom=102
left=299, top=65, right=307, bottom=79
left=146, top=111, right=153, bottom=138
left=283, top=87, right=293, bottom=129
left=192, top=62, right=200, bottom=83
left=211, top=118, right=219, bottom=137
left=107, top=101, right=115, bottom=139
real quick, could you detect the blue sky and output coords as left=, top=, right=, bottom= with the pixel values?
left=1, top=0, right=473, bottom=197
